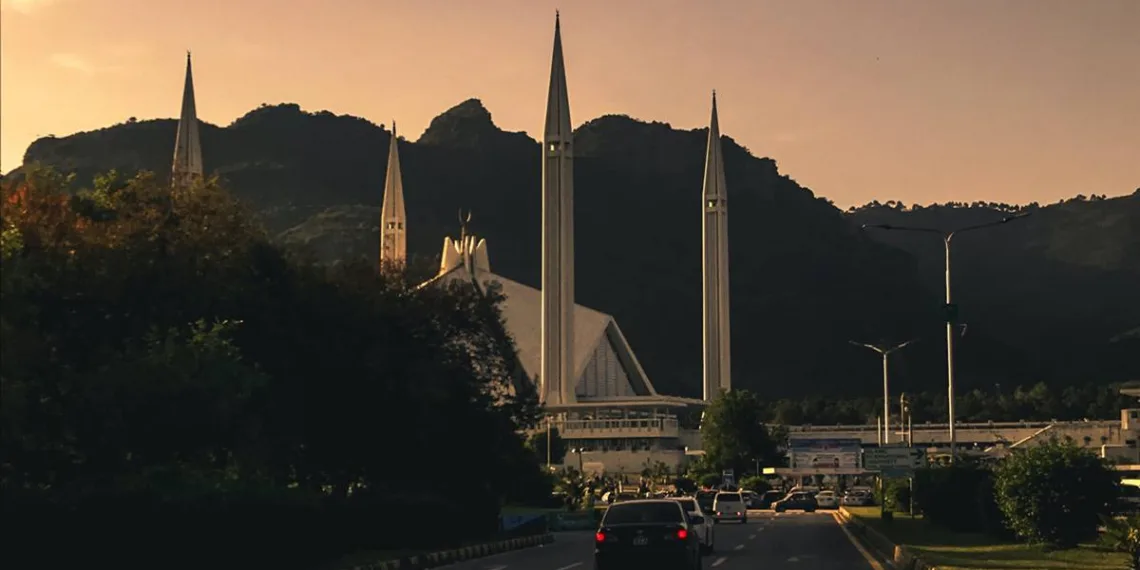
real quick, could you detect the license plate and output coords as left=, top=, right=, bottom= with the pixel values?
left=633, top=536, right=648, bottom=546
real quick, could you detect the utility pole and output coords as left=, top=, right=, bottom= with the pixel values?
left=850, top=339, right=917, bottom=445
left=863, top=213, right=1030, bottom=462
left=546, top=416, right=553, bottom=470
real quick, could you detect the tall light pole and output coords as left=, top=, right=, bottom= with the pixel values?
left=850, top=339, right=917, bottom=444
left=862, top=213, right=1030, bottom=462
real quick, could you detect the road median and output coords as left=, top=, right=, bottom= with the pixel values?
left=340, top=533, right=555, bottom=570
left=837, top=506, right=1126, bottom=570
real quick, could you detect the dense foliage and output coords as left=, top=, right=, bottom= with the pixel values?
left=913, top=464, right=1008, bottom=538
left=699, top=390, right=782, bottom=475
left=16, top=101, right=1136, bottom=400
left=993, top=439, right=1117, bottom=547
left=0, top=168, right=551, bottom=569
left=760, top=382, right=1134, bottom=426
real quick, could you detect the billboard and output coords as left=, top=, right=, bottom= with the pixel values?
left=787, top=438, right=861, bottom=470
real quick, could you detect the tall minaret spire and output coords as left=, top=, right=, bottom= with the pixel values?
left=540, top=11, right=576, bottom=406
left=702, top=90, right=732, bottom=401
left=379, top=122, right=408, bottom=265
left=171, top=51, right=203, bottom=187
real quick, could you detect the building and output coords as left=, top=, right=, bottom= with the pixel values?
left=379, top=122, right=407, bottom=265
left=171, top=52, right=203, bottom=187
left=421, top=227, right=705, bottom=473
left=415, top=14, right=709, bottom=474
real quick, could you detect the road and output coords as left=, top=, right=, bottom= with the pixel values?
left=443, top=510, right=881, bottom=570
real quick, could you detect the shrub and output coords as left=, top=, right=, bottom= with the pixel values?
left=994, top=438, right=1117, bottom=547
left=914, top=465, right=1007, bottom=536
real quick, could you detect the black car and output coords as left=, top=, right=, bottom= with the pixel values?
left=595, top=499, right=704, bottom=570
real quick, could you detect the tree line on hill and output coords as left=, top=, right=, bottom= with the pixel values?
left=14, top=100, right=1137, bottom=401
left=0, top=168, right=554, bottom=570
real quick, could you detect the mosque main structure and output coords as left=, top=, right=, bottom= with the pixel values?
left=168, top=13, right=735, bottom=474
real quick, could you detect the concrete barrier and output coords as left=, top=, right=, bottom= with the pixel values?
left=345, top=533, right=555, bottom=570
left=836, top=508, right=937, bottom=570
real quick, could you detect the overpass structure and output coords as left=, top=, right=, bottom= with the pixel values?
left=786, top=420, right=1125, bottom=448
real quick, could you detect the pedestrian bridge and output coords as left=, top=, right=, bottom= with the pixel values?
left=786, top=420, right=1125, bottom=447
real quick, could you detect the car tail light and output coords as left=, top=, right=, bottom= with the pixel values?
left=595, top=531, right=606, bottom=543
left=677, top=528, right=688, bottom=540
left=716, top=511, right=722, bottom=516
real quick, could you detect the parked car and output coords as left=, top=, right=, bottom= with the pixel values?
left=772, top=491, right=818, bottom=513
left=757, top=490, right=784, bottom=509
left=841, top=490, right=875, bottom=507
left=695, top=490, right=717, bottom=513
left=814, top=490, right=839, bottom=509
left=672, top=497, right=716, bottom=554
left=741, top=490, right=761, bottom=509
left=594, top=500, right=704, bottom=569
left=712, top=491, right=748, bottom=523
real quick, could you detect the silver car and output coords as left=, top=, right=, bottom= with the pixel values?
left=673, top=497, right=715, bottom=554
left=712, top=491, right=747, bottom=524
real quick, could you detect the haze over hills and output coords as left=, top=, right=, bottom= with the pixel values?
left=9, top=99, right=1138, bottom=399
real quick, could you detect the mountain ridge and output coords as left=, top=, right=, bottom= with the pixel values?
left=9, top=99, right=1137, bottom=399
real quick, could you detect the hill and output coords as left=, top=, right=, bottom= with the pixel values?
left=10, top=100, right=1136, bottom=400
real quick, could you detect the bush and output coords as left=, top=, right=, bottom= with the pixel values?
left=699, top=473, right=722, bottom=489
left=994, top=438, right=1117, bottom=547
left=914, top=465, right=1007, bottom=537
left=740, top=475, right=771, bottom=493
left=1, top=483, right=500, bottom=570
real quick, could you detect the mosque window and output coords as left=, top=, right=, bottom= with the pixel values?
left=707, top=199, right=717, bottom=208
left=549, top=144, right=557, bottom=152
left=386, top=222, right=396, bottom=229
left=398, top=222, right=404, bottom=229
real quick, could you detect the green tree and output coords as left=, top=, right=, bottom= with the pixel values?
left=700, top=389, right=782, bottom=475
left=1100, top=513, right=1140, bottom=570
left=993, top=438, right=1117, bottom=547
left=739, top=475, right=771, bottom=493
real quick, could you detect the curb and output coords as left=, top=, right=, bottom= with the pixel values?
left=347, top=533, right=555, bottom=570
left=836, top=508, right=937, bottom=570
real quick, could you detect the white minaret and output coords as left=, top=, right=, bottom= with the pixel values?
left=379, top=122, right=407, bottom=265
left=702, top=91, right=732, bottom=401
left=540, top=12, right=576, bottom=406
left=171, top=51, right=203, bottom=187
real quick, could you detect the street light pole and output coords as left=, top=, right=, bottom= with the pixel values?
left=862, top=213, right=1030, bottom=462
left=850, top=339, right=917, bottom=445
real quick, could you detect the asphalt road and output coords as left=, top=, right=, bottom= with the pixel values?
left=440, top=510, right=881, bottom=570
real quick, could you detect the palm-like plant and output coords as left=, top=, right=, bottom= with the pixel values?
left=1100, top=513, right=1140, bottom=570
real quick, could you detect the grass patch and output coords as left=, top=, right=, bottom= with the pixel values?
left=844, top=507, right=1127, bottom=570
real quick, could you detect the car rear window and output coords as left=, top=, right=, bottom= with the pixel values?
left=715, top=493, right=742, bottom=502
left=674, top=499, right=698, bottom=511
left=604, top=502, right=685, bottom=524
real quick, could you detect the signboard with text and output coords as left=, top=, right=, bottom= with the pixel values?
left=787, top=438, right=861, bottom=470
left=862, top=447, right=927, bottom=474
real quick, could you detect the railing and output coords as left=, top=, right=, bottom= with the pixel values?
left=557, top=417, right=681, bottom=438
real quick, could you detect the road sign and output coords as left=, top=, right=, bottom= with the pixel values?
left=862, top=447, right=926, bottom=472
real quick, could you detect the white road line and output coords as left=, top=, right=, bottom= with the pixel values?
left=553, top=563, right=582, bottom=570
left=711, top=556, right=728, bottom=567
left=487, top=566, right=508, bottom=570
left=748, top=534, right=756, bottom=539
left=831, top=512, right=886, bottom=570
left=733, top=544, right=744, bottom=551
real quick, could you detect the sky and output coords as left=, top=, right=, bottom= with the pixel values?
left=1, top=0, right=1137, bottom=208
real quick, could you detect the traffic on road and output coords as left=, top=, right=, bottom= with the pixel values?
left=438, top=509, right=880, bottom=570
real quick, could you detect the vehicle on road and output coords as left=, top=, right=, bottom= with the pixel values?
left=594, top=499, right=704, bottom=569
left=814, top=490, right=839, bottom=509
left=741, top=490, right=761, bottom=508
left=773, top=491, right=818, bottom=513
left=712, top=491, right=747, bottom=523
left=841, top=489, right=875, bottom=506
left=695, top=490, right=717, bottom=513
left=672, top=497, right=715, bottom=554
left=757, top=490, right=784, bottom=509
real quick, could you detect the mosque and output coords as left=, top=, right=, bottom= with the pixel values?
left=168, top=14, right=736, bottom=474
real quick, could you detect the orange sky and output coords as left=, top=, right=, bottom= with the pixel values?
left=2, top=0, right=1137, bottom=207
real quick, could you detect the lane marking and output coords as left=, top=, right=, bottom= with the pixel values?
left=487, top=566, right=508, bottom=570
left=553, top=564, right=581, bottom=570
left=711, top=556, right=727, bottom=567
left=733, top=544, right=744, bottom=551
left=831, top=512, right=886, bottom=570
left=748, top=533, right=756, bottom=540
